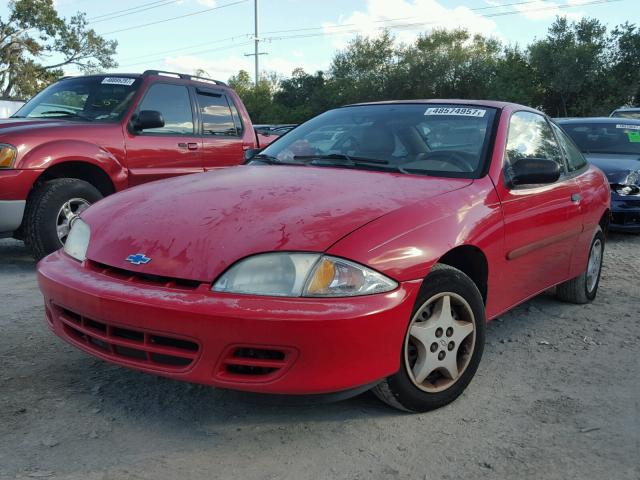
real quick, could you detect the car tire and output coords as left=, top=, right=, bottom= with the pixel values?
left=24, top=178, right=102, bottom=261
left=372, top=264, right=486, bottom=412
left=556, top=225, right=604, bottom=304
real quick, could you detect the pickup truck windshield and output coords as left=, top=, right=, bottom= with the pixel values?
left=258, top=103, right=497, bottom=178
left=13, top=76, right=142, bottom=122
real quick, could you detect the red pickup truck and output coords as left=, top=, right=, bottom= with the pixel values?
left=0, top=70, right=275, bottom=259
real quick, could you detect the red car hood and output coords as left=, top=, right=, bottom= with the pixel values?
left=83, top=165, right=471, bottom=282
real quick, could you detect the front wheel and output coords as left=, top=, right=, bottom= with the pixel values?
left=23, top=178, right=102, bottom=260
left=372, top=264, right=486, bottom=412
left=556, top=225, right=604, bottom=304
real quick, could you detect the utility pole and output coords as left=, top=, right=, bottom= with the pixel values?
left=245, top=0, right=266, bottom=85
left=254, top=0, right=259, bottom=86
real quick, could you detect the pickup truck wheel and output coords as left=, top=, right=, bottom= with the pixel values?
left=372, top=264, right=486, bottom=412
left=24, top=178, right=102, bottom=260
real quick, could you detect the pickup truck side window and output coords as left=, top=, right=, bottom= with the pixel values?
left=227, top=97, right=244, bottom=135
left=196, top=91, right=238, bottom=136
left=136, top=83, right=194, bottom=135
left=550, top=122, right=588, bottom=172
left=504, top=111, right=565, bottom=187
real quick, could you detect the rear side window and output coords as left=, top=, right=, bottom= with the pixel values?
left=196, top=92, right=238, bottom=136
left=551, top=122, right=587, bottom=172
left=136, top=83, right=194, bottom=135
left=505, top=111, right=564, bottom=185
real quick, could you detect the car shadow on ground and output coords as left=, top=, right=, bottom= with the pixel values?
left=0, top=238, right=35, bottom=272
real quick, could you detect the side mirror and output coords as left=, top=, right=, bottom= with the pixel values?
left=244, top=148, right=262, bottom=162
left=510, top=158, right=561, bottom=186
left=133, top=110, right=164, bottom=131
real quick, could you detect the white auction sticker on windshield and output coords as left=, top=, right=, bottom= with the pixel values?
left=616, top=123, right=640, bottom=131
left=101, top=77, right=135, bottom=86
left=425, top=107, right=486, bottom=117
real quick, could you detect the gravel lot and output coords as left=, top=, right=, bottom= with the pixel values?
left=1, top=234, right=639, bottom=480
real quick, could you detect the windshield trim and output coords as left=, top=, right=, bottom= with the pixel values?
left=258, top=102, right=501, bottom=180
left=14, top=75, right=143, bottom=124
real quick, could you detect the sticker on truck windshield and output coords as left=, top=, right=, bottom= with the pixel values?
left=627, top=131, right=640, bottom=143
left=101, top=77, right=136, bottom=86
left=425, top=107, right=486, bottom=117
left=615, top=123, right=640, bottom=131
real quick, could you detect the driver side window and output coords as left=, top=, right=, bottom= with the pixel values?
left=504, top=112, right=565, bottom=186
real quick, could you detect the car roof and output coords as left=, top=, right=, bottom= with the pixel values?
left=556, top=117, right=640, bottom=125
left=59, top=72, right=228, bottom=88
left=345, top=99, right=534, bottom=111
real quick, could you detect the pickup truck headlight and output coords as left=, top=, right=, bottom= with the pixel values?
left=63, top=218, right=90, bottom=261
left=0, top=144, right=17, bottom=168
left=212, top=253, right=397, bottom=297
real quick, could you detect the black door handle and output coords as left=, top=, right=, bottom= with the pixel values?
left=571, top=193, right=581, bottom=202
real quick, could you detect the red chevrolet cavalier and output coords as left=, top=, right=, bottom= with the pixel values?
left=37, top=100, right=610, bottom=412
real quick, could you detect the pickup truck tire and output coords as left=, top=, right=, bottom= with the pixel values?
left=24, top=178, right=103, bottom=261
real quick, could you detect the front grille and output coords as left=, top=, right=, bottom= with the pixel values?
left=54, top=305, right=199, bottom=371
left=612, top=211, right=640, bottom=226
left=216, top=346, right=296, bottom=382
left=87, top=261, right=202, bottom=290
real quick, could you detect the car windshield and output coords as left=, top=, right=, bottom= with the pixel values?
left=561, top=122, right=640, bottom=155
left=611, top=110, right=640, bottom=120
left=255, top=104, right=497, bottom=178
left=13, top=76, right=142, bottom=122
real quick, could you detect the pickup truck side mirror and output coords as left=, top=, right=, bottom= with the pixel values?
left=244, top=148, right=262, bottom=162
left=133, top=110, right=164, bottom=131
left=510, top=158, right=561, bottom=186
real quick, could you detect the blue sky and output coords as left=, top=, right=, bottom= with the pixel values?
left=4, top=0, right=635, bottom=82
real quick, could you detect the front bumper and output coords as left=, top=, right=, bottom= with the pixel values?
left=0, top=169, right=42, bottom=235
left=38, top=252, right=422, bottom=395
left=610, top=193, right=640, bottom=232
left=0, top=200, right=25, bottom=236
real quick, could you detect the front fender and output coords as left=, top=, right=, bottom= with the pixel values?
left=327, top=177, right=504, bottom=283
left=17, top=139, right=128, bottom=191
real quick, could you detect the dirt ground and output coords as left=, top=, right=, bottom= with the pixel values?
left=0, top=235, right=638, bottom=480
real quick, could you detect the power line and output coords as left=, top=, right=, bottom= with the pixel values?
left=262, top=0, right=623, bottom=42
left=89, top=1, right=178, bottom=24
left=118, top=41, right=254, bottom=68
left=118, top=34, right=252, bottom=62
left=99, top=0, right=249, bottom=36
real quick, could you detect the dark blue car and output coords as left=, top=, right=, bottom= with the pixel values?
left=557, top=117, right=640, bottom=232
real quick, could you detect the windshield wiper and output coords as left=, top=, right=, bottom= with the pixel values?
left=39, top=110, right=92, bottom=121
left=293, top=153, right=390, bottom=165
left=249, top=153, right=299, bottom=165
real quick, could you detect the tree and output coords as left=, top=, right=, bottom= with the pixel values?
left=0, top=0, right=117, bottom=98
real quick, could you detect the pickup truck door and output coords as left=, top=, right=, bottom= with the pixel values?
left=194, top=88, right=246, bottom=170
left=493, top=111, right=583, bottom=312
left=124, top=82, right=202, bottom=186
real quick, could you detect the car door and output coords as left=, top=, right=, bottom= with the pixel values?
left=124, top=82, right=202, bottom=186
left=194, top=88, right=245, bottom=170
left=550, top=121, right=603, bottom=278
left=494, top=111, right=584, bottom=307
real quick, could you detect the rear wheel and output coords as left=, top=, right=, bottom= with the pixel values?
left=556, top=225, right=604, bottom=304
left=372, top=264, right=485, bottom=412
left=24, top=178, right=102, bottom=260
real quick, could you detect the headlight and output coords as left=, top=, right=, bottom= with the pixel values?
left=0, top=144, right=17, bottom=168
left=614, top=170, right=640, bottom=196
left=212, top=253, right=397, bottom=297
left=63, top=218, right=90, bottom=261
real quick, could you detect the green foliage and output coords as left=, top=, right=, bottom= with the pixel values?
left=230, top=18, right=640, bottom=124
left=0, top=0, right=117, bottom=98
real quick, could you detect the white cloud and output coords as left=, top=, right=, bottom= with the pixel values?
left=514, top=1, right=582, bottom=21
left=196, top=0, right=217, bottom=6
left=322, top=0, right=499, bottom=49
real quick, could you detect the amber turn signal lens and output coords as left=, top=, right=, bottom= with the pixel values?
left=0, top=145, right=17, bottom=168
left=305, top=258, right=336, bottom=294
